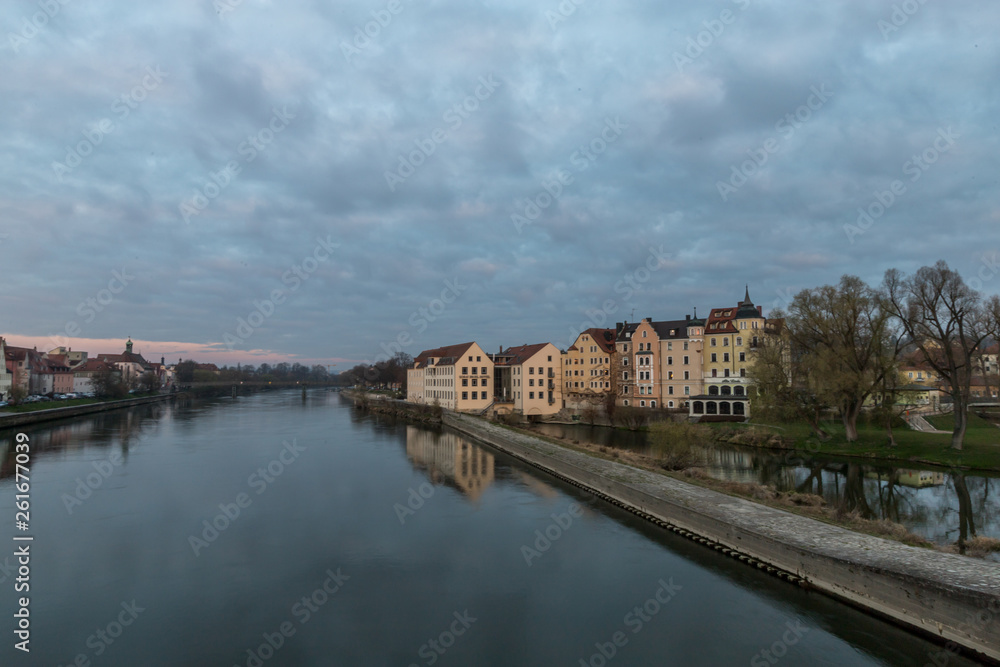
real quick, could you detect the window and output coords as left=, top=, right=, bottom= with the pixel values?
left=462, top=379, right=468, bottom=386
left=667, top=356, right=673, bottom=365
left=468, top=356, right=472, bottom=361
left=668, top=372, right=674, bottom=380
left=683, top=356, right=689, bottom=365
left=529, top=367, right=534, bottom=374
left=724, top=369, right=730, bottom=377
left=482, top=367, right=487, bottom=375
left=723, top=337, right=729, bottom=346
left=477, top=356, right=481, bottom=362
left=640, top=400, right=646, bottom=407
left=623, top=372, right=629, bottom=380
left=684, top=371, right=690, bottom=379
left=668, top=401, right=674, bottom=408
left=711, top=338, right=717, bottom=347
left=472, top=367, right=477, bottom=375
left=711, top=353, right=717, bottom=363
left=548, top=355, right=552, bottom=361
left=529, top=391, right=535, bottom=399
left=642, top=331, right=647, bottom=338
left=623, top=358, right=629, bottom=366
left=740, top=368, right=746, bottom=377
left=651, top=401, right=657, bottom=408
left=736, top=337, right=742, bottom=346
left=624, top=400, right=630, bottom=406
left=683, top=342, right=689, bottom=350
left=684, top=386, right=690, bottom=395
left=462, top=367, right=468, bottom=374
left=471, top=391, right=478, bottom=399
left=462, top=392, right=468, bottom=400
left=529, top=379, right=534, bottom=387
left=538, top=367, right=543, bottom=375
left=471, top=378, right=478, bottom=386
left=668, top=386, right=674, bottom=395
left=723, top=353, right=730, bottom=362
left=667, top=342, right=673, bottom=350
left=739, top=352, right=746, bottom=362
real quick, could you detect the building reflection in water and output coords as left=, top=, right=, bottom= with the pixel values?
left=405, top=426, right=495, bottom=502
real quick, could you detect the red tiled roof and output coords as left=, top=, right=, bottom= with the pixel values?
left=580, top=328, right=616, bottom=354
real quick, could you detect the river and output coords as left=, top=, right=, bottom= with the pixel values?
left=0, top=390, right=986, bottom=665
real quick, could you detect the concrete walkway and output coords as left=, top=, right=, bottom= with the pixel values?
left=906, top=414, right=951, bottom=434
left=445, top=412, right=1000, bottom=663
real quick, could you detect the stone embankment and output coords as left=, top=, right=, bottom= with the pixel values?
left=443, top=411, right=1000, bottom=664
left=0, top=395, right=172, bottom=429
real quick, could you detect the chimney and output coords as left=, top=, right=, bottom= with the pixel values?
left=685, top=314, right=690, bottom=322
left=757, top=305, right=763, bottom=316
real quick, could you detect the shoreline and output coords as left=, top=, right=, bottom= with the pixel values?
left=441, top=411, right=1000, bottom=664
left=0, top=394, right=174, bottom=429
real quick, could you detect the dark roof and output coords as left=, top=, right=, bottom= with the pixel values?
left=572, top=328, right=616, bottom=354
left=493, top=343, right=550, bottom=366
left=414, top=342, right=477, bottom=368
left=649, top=319, right=690, bottom=339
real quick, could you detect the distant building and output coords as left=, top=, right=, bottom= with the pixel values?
left=491, top=343, right=562, bottom=417
left=73, top=359, right=118, bottom=394
left=93, top=338, right=153, bottom=388
left=0, top=338, right=12, bottom=400
left=562, top=328, right=616, bottom=410
left=614, top=313, right=705, bottom=411
left=407, top=342, right=494, bottom=413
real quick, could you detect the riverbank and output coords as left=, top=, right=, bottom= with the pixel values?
left=0, top=394, right=173, bottom=429
left=442, top=411, right=1000, bottom=663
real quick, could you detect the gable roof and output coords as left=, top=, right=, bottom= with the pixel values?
left=571, top=328, right=616, bottom=354
left=493, top=343, right=551, bottom=366
left=414, top=342, right=477, bottom=368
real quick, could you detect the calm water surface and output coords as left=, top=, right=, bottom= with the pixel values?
left=533, top=422, right=1000, bottom=550
left=0, top=391, right=988, bottom=665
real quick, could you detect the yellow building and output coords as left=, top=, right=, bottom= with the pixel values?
left=492, top=343, right=563, bottom=417
left=407, top=342, right=494, bottom=413
left=562, top=329, right=616, bottom=406
left=690, top=288, right=764, bottom=419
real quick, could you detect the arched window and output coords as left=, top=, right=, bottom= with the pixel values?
left=706, top=402, right=718, bottom=414
left=668, top=401, right=674, bottom=408
left=708, top=386, right=719, bottom=396
left=693, top=401, right=704, bottom=414
left=734, top=386, right=745, bottom=396
left=650, top=401, right=656, bottom=408
left=734, top=402, right=745, bottom=416
left=721, top=386, right=731, bottom=396
left=720, top=402, right=731, bottom=415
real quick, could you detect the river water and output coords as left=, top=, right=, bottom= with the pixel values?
left=533, top=422, right=1000, bottom=550
left=0, top=391, right=988, bottom=665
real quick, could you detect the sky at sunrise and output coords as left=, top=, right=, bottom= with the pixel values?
left=2, top=0, right=999, bottom=367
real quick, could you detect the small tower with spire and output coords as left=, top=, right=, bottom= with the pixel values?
left=125, top=337, right=133, bottom=354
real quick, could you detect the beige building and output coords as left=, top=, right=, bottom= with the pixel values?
left=492, top=343, right=563, bottom=417
left=562, top=328, right=615, bottom=409
left=614, top=314, right=705, bottom=410
left=407, top=342, right=494, bottom=413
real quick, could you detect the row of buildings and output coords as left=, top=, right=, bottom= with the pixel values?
left=406, top=288, right=778, bottom=420
left=404, top=286, right=1000, bottom=421
left=0, top=338, right=178, bottom=400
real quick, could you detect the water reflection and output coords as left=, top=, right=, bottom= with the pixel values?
left=405, top=426, right=495, bottom=502
left=0, top=401, right=174, bottom=479
left=532, top=422, right=1000, bottom=547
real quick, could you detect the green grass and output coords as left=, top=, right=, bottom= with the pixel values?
left=710, top=416, right=1000, bottom=472
left=0, top=397, right=104, bottom=413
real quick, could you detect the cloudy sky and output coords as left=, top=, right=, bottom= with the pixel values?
left=2, top=0, right=999, bottom=367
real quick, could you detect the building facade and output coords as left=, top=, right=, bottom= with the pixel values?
left=492, top=343, right=563, bottom=416
left=407, top=342, right=494, bottom=413
left=562, top=328, right=615, bottom=410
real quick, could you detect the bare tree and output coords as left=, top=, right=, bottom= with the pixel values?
left=785, top=276, right=901, bottom=441
left=883, top=261, right=991, bottom=450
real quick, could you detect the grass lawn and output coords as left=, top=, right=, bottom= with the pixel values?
left=0, top=397, right=104, bottom=413
left=0, top=394, right=159, bottom=414
left=713, top=415, right=1000, bottom=471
